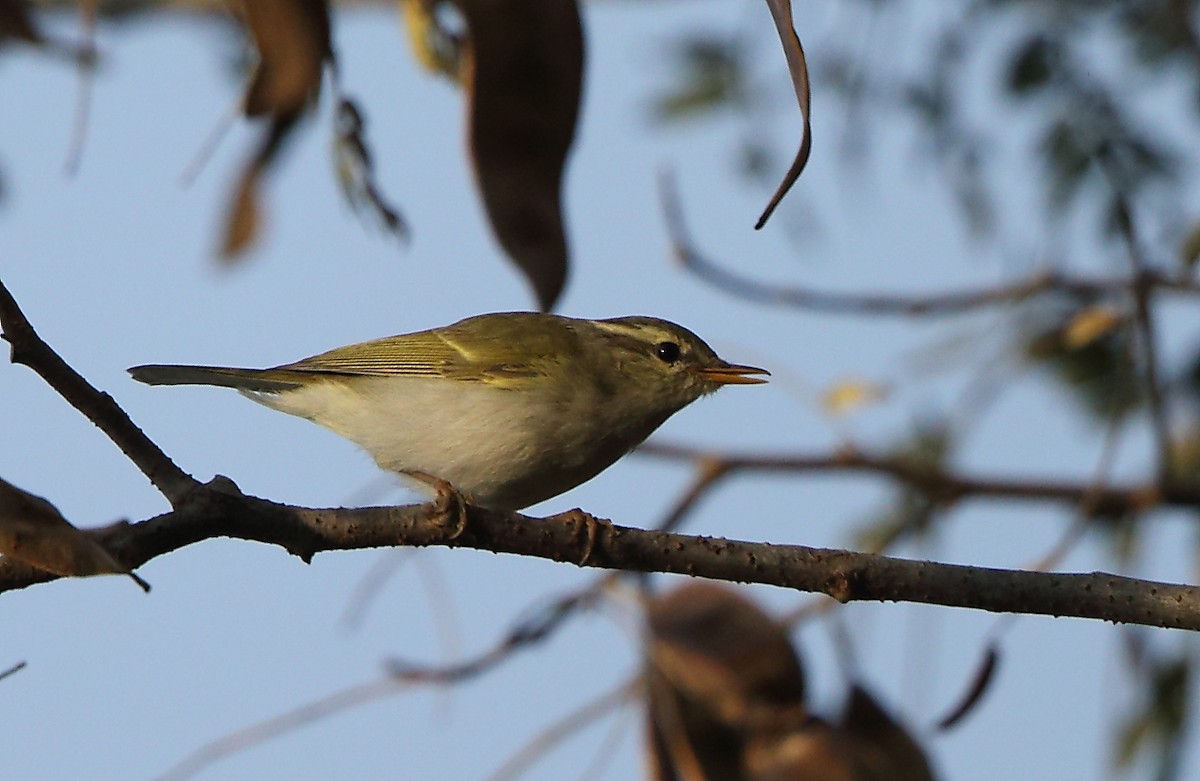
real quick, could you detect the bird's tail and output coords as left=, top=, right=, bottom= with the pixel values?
left=128, top=364, right=304, bottom=393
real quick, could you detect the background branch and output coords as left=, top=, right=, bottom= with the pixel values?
left=637, top=442, right=1196, bottom=515
left=659, top=171, right=1200, bottom=317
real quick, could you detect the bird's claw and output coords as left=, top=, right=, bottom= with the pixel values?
left=405, top=471, right=470, bottom=540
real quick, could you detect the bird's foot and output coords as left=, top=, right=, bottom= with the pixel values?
left=556, top=508, right=607, bottom=567
left=404, top=471, right=470, bottom=540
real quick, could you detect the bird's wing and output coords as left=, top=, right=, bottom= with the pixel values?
left=276, top=314, right=577, bottom=384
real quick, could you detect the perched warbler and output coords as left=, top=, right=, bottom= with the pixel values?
left=128, top=312, right=767, bottom=510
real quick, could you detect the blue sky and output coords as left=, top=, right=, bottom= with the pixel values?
left=2, top=2, right=1197, bottom=779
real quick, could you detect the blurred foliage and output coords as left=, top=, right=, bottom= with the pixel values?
left=854, top=421, right=953, bottom=552
left=1021, top=295, right=1142, bottom=421
left=651, top=0, right=1192, bottom=239
left=651, top=33, right=749, bottom=123
left=1116, top=636, right=1194, bottom=781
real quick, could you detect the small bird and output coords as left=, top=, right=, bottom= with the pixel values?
left=129, top=312, right=767, bottom=510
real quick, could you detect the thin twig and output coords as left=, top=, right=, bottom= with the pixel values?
left=0, top=660, right=27, bottom=682
left=153, top=679, right=405, bottom=781
left=1109, top=192, right=1173, bottom=479
left=386, top=587, right=598, bottom=684
left=487, top=680, right=637, bottom=781
left=0, top=279, right=197, bottom=503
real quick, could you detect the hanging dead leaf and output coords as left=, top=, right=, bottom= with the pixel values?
left=647, top=582, right=807, bottom=717
left=219, top=116, right=302, bottom=261
left=821, top=378, right=890, bottom=416
left=936, top=644, right=999, bottom=730
left=743, top=724, right=859, bottom=781
left=645, top=584, right=938, bottom=781
left=837, top=686, right=937, bottom=781
left=220, top=160, right=262, bottom=259
left=755, top=0, right=812, bottom=230
left=645, top=583, right=810, bottom=781
left=218, top=0, right=332, bottom=261
left=0, top=0, right=41, bottom=47
left=1062, top=305, right=1124, bottom=349
left=239, top=0, right=331, bottom=119
left=0, top=478, right=149, bottom=591
left=460, top=0, right=584, bottom=311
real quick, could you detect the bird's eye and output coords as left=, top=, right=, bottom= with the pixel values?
left=655, top=341, right=681, bottom=363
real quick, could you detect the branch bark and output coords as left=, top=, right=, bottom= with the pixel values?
left=1, top=480, right=1198, bottom=631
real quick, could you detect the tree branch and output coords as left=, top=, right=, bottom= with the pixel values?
left=659, top=171, right=1200, bottom=317
left=637, top=442, right=1199, bottom=515
left=0, top=279, right=198, bottom=504
left=4, top=277, right=1198, bottom=631
left=0, top=479, right=1196, bottom=631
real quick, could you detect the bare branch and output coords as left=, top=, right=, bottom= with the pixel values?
left=0, top=279, right=198, bottom=504
left=387, top=586, right=598, bottom=683
left=637, top=441, right=1199, bottom=515
left=0, top=479, right=1196, bottom=630
left=660, top=171, right=1200, bottom=317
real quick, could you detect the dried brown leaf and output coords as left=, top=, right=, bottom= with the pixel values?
left=645, top=583, right=809, bottom=781
left=743, top=725, right=857, bottom=781
left=216, top=0, right=331, bottom=260
left=755, top=0, right=812, bottom=230
left=220, top=165, right=261, bottom=260
left=0, top=478, right=149, bottom=591
left=648, top=582, right=807, bottom=716
left=0, top=0, right=41, bottom=46
left=461, top=0, right=584, bottom=311
left=936, top=644, right=999, bottom=730
left=838, top=686, right=937, bottom=781
left=645, top=585, right=937, bottom=781
left=239, top=0, right=331, bottom=118
left=219, top=114, right=302, bottom=261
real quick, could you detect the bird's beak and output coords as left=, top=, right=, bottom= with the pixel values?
left=697, top=362, right=770, bottom=385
